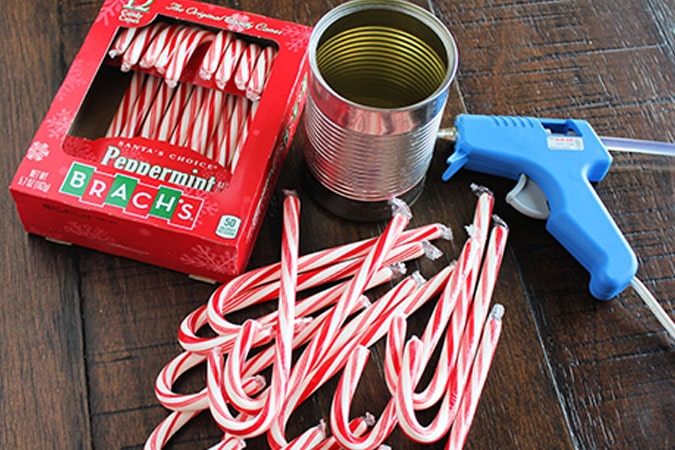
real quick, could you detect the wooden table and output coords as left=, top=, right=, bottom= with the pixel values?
left=2, top=0, right=673, bottom=448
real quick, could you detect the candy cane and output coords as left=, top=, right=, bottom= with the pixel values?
left=222, top=192, right=300, bottom=414
left=215, top=38, right=246, bottom=89
left=243, top=290, right=375, bottom=385
left=405, top=190, right=494, bottom=410
left=156, top=81, right=193, bottom=141
left=223, top=96, right=250, bottom=169
left=106, top=70, right=145, bottom=137
left=316, top=279, right=441, bottom=450
left=220, top=241, right=421, bottom=321
left=306, top=200, right=412, bottom=366
left=461, top=220, right=508, bottom=370
left=313, top=416, right=372, bottom=450
left=230, top=100, right=258, bottom=172
left=211, top=95, right=249, bottom=169
left=154, top=351, right=209, bottom=411
left=121, top=22, right=167, bottom=72
left=154, top=26, right=194, bottom=75
left=246, top=46, right=277, bottom=101
left=185, top=88, right=226, bottom=155
left=119, top=74, right=162, bottom=137
left=138, top=79, right=175, bottom=139
left=207, top=436, right=246, bottom=450
left=170, top=85, right=207, bottom=146
left=234, top=43, right=262, bottom=91
left=208, top=194, right=300, bottom=437
left=395, top=224, right=508, bottom=443
left=280, top=421, right=326, bottom=450
left=385, top=237, right=476, bottom=401
left=209, top=221, right=447, bottom=315
left=144, top=410, right=202, bottom=450
left=154, top=348, right=266, bottom=412
left=445, top=305, right=504, bottom=450
left=178, top=304, right=276, bottom=355
left=329, top=344, right=412, bottom=450
left=165, top=28, right=215, bottom=87
left=269, top=279, right=418, bottom=449
left=200, top=31, right=233, bottom=80
left=140, top=24, right=186, bottom=69
left=109, top=27, right=136, bottom=58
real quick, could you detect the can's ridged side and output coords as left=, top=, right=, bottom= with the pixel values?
left=301, top=0, right=458, bottom=219
left=304, top=96, right=443, bottom=202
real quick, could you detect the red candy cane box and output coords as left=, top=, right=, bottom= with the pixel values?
left=10, top=0, right=311, bottom=282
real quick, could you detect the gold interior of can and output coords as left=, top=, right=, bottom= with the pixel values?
left=316, top=9, right=448, bottom=108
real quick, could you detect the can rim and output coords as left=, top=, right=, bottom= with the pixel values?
left=308, top=0, right=459, bottom=113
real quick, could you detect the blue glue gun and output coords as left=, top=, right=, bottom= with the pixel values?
left=442, top=114, right=638, bottom=300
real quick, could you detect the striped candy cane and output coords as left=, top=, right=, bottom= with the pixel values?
left=215, top=38, right=246, bottom=89
left=200, top=31, right=233, bottom=80
left=445, top=305, right=504, bottom=450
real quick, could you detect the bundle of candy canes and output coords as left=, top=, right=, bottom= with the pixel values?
left=146, top=186, right=508, bottom=449
left=107, top=23, right=277, bottom=170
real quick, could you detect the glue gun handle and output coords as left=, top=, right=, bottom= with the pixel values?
left=545, top=177, right=637, bottom=300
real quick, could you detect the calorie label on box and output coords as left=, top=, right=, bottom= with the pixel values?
left=10, top=0, right=311, bottom=282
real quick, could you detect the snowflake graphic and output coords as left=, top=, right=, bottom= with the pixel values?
left=96, top=0, right=124, bottom=26
left=283, top=25, right=312, bottom=53
left=46, top=109, right=74, bottom=139
left=181, top=244, right=237, bottom=275
left=198, top=200, right=220, bottom=219
left=64, top=221, right=115, bottom=243
left=55, top=59, right=88, bottom=103
left=27, top=142, right=50, bottom=161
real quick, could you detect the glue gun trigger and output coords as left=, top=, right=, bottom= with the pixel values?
left=506, top=174, right=551, bottom=220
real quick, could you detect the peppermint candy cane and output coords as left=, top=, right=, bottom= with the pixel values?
left=185, top=89, right=226, bottom=155
left=109, top=27, right=136, bottom=58
left=208, top=193, right=299, bottom=437
left=139, top=24, right=185, bottom=69
left=246, top=46, right=277, bottom=101
left=445, top=305, right=504, bottom=450
left=170, top=85, right=206, bottom=146
left=165, top=28, right=215, bottom=87
left=156, top=81, right=193, bottom=141
left=121, top=22, right=167, bottom=72
left=395, top=224, right=508, bottom=443
left=269, top=279, right=418, bottom=449
left=106, top=70, right=145, bottom=137
left=230, top=100, right=258, bottom=172
left=200, top=31, right=233, bottom=80
left=215, top=38, right=246, bottom=89
left=154, top=26, right=194, bottom=75
left=405, top=190, right=494, bottom=410
left=138, top=79, right=174, bottom=139
left=234, top=43, right=262, bottom=91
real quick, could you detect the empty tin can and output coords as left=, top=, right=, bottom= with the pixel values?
left=302, top=0, right=458, bottom=220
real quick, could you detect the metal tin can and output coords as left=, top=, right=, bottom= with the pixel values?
left=302, top=0, right=458, bottom=220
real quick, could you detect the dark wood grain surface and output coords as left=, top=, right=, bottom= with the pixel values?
left=2, top=0, right=673, bottom=449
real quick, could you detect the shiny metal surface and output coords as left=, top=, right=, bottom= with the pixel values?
left=303, top=0, right=458, bottom=211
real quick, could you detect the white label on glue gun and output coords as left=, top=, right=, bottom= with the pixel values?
left=547, top=135, right=585, bottom=151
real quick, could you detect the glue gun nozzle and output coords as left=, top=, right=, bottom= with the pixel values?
left=438, top=127, right=458, bottom=142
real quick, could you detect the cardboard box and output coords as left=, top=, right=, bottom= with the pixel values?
left=10, top=0, right=311, bottom=282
